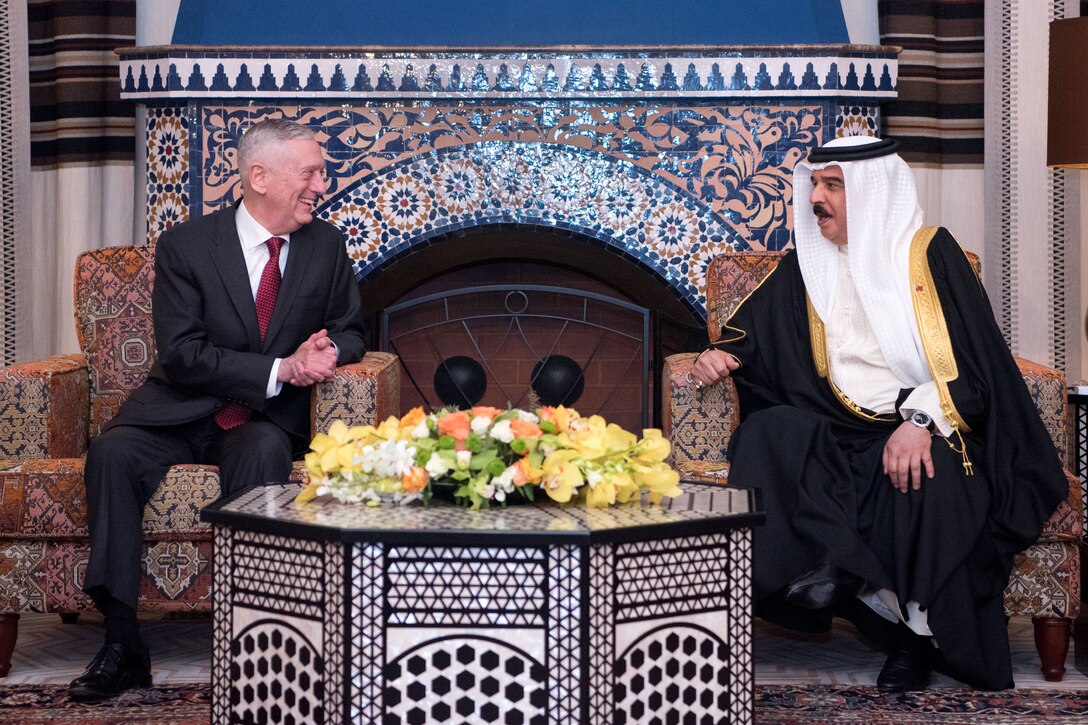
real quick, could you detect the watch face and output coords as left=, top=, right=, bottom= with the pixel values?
left=911, top=411, right=932, bottom=427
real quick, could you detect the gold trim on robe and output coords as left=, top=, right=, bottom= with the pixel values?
left=806, top=295, right=897, bottom=424
left=710, top=259, right=784, bottom=347
left=908, top=226, right=971, bottom=434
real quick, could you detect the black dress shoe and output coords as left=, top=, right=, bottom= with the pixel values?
left=68, top=642, right=152, bottom=701
left=784, top=563, right=864, bottom=610
left=877, top=631, right=934, bottom=692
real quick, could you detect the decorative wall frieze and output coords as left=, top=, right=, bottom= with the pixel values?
left=119, top=47, right=897, bottom=102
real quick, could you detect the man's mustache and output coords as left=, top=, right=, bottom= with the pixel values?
left=812, top=203, right=832, bottom=220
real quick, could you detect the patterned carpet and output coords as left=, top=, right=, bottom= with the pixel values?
left=0, top=613, right=1083, bottom=722
left=755, top=685, right=1088, bottom=723
left=1, top=683, right=1087, bottom=724
left=0, top=684, right=210, bottom=724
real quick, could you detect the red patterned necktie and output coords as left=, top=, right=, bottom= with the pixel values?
left=215, top=236, right=285, bottom=430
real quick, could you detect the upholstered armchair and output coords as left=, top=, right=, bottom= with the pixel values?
left=661, top=250, right=1083, bottom=681
left=0, top=244, right=400, bottom=676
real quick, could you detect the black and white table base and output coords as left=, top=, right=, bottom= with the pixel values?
left=203, top=483, right=763, bottom=725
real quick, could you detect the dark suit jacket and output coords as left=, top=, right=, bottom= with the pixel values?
left=110, top=204, right=366, bottom=440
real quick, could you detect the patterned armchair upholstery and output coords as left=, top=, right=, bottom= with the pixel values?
left=661, top=251, right=1083, bottom=681
left=0, top=245, right=400, bottom=676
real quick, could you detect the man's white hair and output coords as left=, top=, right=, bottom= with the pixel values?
left=237, top=119, right=316, bottom=184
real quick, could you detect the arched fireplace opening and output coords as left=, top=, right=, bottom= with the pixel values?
left=358, top=224, right=709, bottom=431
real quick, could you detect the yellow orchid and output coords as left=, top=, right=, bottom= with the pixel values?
left=295, top=479, right=322, bottom=505
left=634, top=429, right=671, bottom=463
left=608, top=471, right=642, bottom=503
left=635, top=462, right=682, bottom=503
left=306, top=420, right=369, bottom=477
left=374, top=415, right=405, bottom=442
left=562, top=415, right=609, bottom=458
left=540, top=450, right=584, bottom=503
left=604, top=423, right=637, bottom=453
left=584, top=477, right=617, bottom=508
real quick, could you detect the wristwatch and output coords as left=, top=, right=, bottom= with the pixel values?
left=908, top=410, right=935, bottom=433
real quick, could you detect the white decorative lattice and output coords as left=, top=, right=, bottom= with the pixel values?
left=383, top=636, right=547, bottom=724
left=351, top=543, right=384, bottom=722
left=548, top=545, right=581, bottom=724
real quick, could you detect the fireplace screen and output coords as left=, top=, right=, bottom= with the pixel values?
left=381, top=285, right=650, bottom=430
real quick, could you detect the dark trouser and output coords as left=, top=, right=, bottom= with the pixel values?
left=82, top=415, right=295, bottom=610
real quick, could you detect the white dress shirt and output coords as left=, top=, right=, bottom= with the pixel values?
left=824, top=245, right=952, bottom=437
left=235, top=201, right=289, bottom=399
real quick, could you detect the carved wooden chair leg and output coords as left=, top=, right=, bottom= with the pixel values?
left=0, top=613, right=19, bottom=677
left=1032, top=616, right=1071, bottom=681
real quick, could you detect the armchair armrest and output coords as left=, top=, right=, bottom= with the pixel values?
left=660, top=352, right=738, bottom=468
left=311, top=351, right=401, bottom=435
left=0, top=354, right=89, bottom=460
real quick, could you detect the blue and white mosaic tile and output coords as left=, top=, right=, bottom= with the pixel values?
left=146, top=106, right=191, bottom=238
left=322, top=143, right=743, bottom=314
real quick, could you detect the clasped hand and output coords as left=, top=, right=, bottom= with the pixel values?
left=279, top=329, right=337, bottom=387
left=882, top=422, right=934, bottom=493
left=689, top=349, right=740, bottom=388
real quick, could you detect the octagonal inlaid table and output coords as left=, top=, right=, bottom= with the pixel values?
left=200, top=481, right=763, bottom=725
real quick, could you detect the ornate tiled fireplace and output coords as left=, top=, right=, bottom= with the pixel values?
left=119, top=45, right=897, bottom=421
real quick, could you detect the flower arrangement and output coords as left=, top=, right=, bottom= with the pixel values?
left=296, top=405, right=682, bottom=509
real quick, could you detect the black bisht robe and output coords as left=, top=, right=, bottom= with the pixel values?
left=713, top=228, right=1066, bottom=689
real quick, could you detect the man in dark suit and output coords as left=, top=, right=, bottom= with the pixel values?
left=68, top=119, right=366, bottom=701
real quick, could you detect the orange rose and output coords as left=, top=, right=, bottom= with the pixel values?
left=437, top=411, right=471, bottom=441
left=510, top=418, right=543, bottom=440
left=402, top=466, right=429, bottom=493
left=399, top=406, right=426, bottom=429
left=470, top=406, right=503, bottom=420
left=513, top=457, right=542, bottom=485
left=539, top=405, right=573, bottom=433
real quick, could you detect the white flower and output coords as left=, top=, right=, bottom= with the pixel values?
left=425, top=452, right=449, bottom=477
left=586, top=469, right=603, bottom=485
left=490, top=419, right=514, bottom=443
left=493, top=465, right=517, bottom=489
left=516, top=410, right=540, bottom=423
left=456, top=450, right=473, bottom=469
left=412, top=420, right=430, bottom=439
left=471, top=415, right=491, bottom=436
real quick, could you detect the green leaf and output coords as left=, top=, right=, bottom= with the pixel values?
left=470, top=450, right=497, bottom=471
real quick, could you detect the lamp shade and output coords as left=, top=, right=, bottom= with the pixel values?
left=1048, top=17, right=1088, bottom=168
